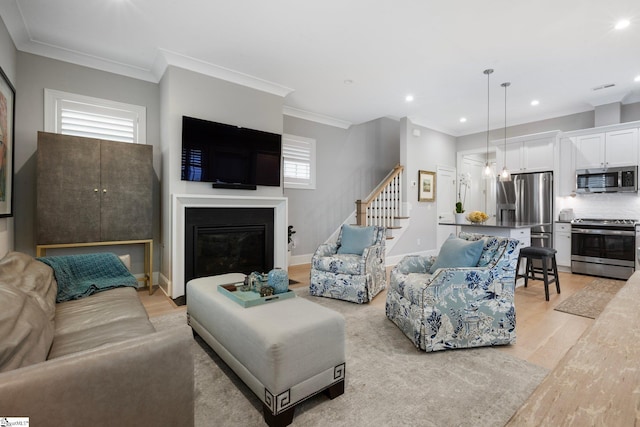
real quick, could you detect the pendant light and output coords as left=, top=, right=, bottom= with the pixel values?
left=499, top=82, right=512, bottom=182
left=482, top=69, right=494, bottom=179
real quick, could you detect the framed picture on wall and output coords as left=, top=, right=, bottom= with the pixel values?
left=418, top=170, right=435, bottom=202
left=0, top=65, right=15, bottom=217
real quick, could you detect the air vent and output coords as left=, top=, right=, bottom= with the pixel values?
left=592, top=83, right=616, bottom=91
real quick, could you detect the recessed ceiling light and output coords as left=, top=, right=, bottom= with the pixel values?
left=615, top=19, right=630, bottom=30
left=531, top=100, right=540, bottom=106
left=459, top=117, right=467, bottom=123
left=635, top=75, right=640, bottom=82
left=405, top=94, right=414, bottom=102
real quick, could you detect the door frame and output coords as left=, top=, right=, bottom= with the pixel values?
left=436, top=165, right=457, bottom=251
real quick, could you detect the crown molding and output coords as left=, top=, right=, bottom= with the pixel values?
left=153, top=49, right=294, bottom=98
left=283, top=106, right=351, bottom=129
left=0, top=1, right=295, bottom=96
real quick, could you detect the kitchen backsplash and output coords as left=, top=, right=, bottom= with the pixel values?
left=556, top=193, right=640, bottom=220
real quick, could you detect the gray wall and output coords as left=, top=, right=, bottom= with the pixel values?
left=389, top=118, right=457, bottom=257
left=13, top=52, right=161, bottom=275
left=159, top=66, right=285, bottom=282
left=283, top=116, right=399, bottom=256
left=0, top=17, right=15, bottom=257
left=457, top=105, right=640, bottom=152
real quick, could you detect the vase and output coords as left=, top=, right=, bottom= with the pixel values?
left=268, top=268, right=289, bottom=294
left=455, top=213, right=466, bottom=224
left=249, top=271, right=267, bottom=293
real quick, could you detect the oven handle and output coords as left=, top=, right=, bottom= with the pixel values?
left=571, top=228, right=635, bottom=236
left=531, top=233, right=550, bottom=239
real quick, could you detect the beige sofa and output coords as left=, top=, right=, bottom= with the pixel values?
left=0, top=251, right=194, bottom=426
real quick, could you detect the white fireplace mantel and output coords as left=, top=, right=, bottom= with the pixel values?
left=171, top=194, right=288, bottom=298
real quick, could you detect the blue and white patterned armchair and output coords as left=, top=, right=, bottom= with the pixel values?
left=386, top=232, right=520, bottom=352
left=310, top=225, right=387, bottom=304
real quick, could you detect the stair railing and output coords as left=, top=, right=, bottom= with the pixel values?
left=356, top=164, right=404, bottom=227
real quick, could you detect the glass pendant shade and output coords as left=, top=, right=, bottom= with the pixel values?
left=483, top=163, right=493, bottom=178
left=499, top=166, right=511, bottom=182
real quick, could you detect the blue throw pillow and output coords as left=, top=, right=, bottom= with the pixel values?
left=337, top=225, right=376, bottom=255
left=429, top=235, right=485, bottom=274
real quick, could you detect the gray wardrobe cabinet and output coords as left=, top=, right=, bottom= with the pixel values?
left=36, top=131, right=153, bottom=245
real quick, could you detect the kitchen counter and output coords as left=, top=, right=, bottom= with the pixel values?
left=438, top=220, right=550, bottom=247
left=438, top=220, right=550, bottom=229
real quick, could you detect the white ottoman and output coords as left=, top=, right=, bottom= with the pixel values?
left=187, top=274, right=346, bottom=427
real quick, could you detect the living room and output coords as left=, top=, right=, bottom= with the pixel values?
left=1, top=2, right=640, bottom=426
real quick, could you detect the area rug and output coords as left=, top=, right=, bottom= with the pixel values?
left=151, top=289, right=548, bottom=427
left=554, top=278, right=626, bottom=319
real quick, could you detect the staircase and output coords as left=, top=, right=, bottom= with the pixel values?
left=355, top=164, right=408, bottom=252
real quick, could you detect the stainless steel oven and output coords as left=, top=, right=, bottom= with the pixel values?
left=571, top=219, right=637, bottom=280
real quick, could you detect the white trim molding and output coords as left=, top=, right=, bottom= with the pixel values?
left=171, top=194, right=288, bottom=298
left=283, top=106, right=352, bottom=129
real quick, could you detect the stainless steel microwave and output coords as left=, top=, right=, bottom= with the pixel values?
left=575, top=166, right=638, bottom=193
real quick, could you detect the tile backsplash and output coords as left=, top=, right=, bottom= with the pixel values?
left=557, top=192, right=640, bottom=220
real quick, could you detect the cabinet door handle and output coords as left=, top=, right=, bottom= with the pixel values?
left=103, top=189, right=107, bottom=193
left=94, top=188, right=99, bottom=192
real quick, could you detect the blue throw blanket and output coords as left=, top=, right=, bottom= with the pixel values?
left=38, top=253, right=138, bottom=302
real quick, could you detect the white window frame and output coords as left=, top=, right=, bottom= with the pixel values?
left=283, top=134, right=316, bottom=190
left=44, top=88, right=146, bottom=144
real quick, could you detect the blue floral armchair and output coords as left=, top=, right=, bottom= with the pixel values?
left=310, top=225, right=387, bottom=304
left=385, top=232, right=520, bottom=352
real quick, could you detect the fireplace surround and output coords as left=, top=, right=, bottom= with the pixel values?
left=171, top=194, right=288, bottom=298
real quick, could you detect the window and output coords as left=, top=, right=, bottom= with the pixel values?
left=44, top=89, right=146, bottom=144
left=282, top=134, right=316, bottom=189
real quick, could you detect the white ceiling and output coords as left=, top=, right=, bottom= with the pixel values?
left=2, top=0, right=640, bottom=135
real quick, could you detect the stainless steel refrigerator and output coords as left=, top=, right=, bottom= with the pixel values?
left=496, top=171, right=553, bottom=249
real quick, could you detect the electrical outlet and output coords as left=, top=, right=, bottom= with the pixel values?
left=417, top=238, right=421, bottom=246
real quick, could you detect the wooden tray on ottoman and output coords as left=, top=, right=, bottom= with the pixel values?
left=217, top=283, right=296, bottom=308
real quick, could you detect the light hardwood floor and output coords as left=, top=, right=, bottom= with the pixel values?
left=138, top=264, right=595, bottom=371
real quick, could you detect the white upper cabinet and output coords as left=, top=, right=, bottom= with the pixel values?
left=495, top=133, right=556, bottom=174
left=524, top=138, right=555, bottom=171
left=575, top=128, right=638, bottom=169
left=557, top=136, right=576, bottom=196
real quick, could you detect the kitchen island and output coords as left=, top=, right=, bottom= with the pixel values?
left=439, top=219, right=552, bottom=247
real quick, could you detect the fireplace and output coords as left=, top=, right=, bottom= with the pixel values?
left=185, top=207, right=274, bottom=284
left=170, top=194, right=287, bottom=299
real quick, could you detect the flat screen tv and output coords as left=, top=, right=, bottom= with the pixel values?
left=181, top=116, right=281, bottom=189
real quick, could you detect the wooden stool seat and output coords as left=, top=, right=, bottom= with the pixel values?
left=516, top=246, right=560, bottom=301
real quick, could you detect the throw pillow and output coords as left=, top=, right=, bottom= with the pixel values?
left=429, top=234, right=485, bottom=274
left=337, top=225, right=376, bottom=255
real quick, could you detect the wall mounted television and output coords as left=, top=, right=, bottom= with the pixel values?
left=181, top=116, right=282, bottom=190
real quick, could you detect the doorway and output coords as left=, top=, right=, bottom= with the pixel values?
left=436, top=166, right=456, bottom=250
left=457, top=150, right=496, bottom=219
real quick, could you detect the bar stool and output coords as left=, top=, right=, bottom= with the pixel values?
left=515, top=246, right=560, bottom=301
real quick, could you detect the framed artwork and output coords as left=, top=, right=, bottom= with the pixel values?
left=418, top=170, right=435, bottom=202
left=0, top=65, right=14, bottom=217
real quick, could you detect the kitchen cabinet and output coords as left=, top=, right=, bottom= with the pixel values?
left=574, top=128, right=639, bottom=169
left=554, top=222, right=571, bottom=268
left=495, top=134, right=555, bottom=174
left=557, top=136, right=576, bottom=196
left=36, top=131, right=153, bottom=245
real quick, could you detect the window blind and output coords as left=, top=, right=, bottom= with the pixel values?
left=283, top=134, right=315, bottom=189
left=44, top=89, right=146, bottom=144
